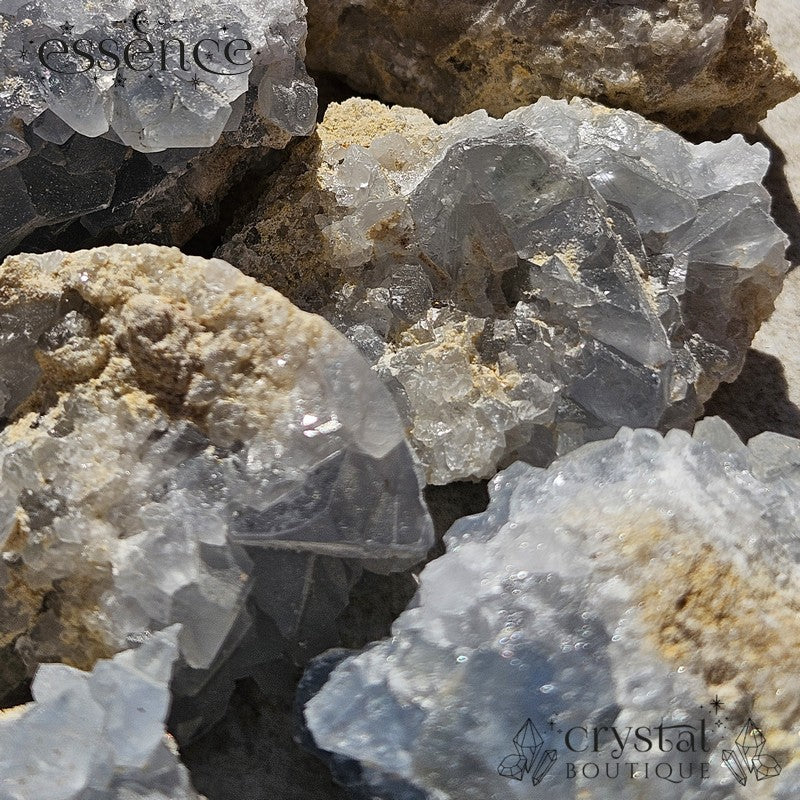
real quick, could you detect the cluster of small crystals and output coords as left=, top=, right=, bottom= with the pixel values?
left=0, top=627, right=202, bottom=800
left=306, top=0, right=799, bottom=132
left=0, top=0, right=316, bottom=156
left=0, top=0, right=317, bottom=257
left=221, top=97, right=789, bottom=484
left=304, top=417, right=800, bottom=799
left=0, top=245, right=433, bottom=712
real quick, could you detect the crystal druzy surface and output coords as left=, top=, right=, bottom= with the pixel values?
left=220, top=97, right=790, bottom=483
left=303, top=418, right=800, bottom=799
left=0, top=245, right=433, bottom=710
left=0, top=0, right=316, bottom=154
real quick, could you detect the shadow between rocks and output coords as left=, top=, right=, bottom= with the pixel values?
left=703, top=348, right=800, bottom=441
left=181, top=667, right=350, bottom=800
left=754, top=125, right=800, bottom=267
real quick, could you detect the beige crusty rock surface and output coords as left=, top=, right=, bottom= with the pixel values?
left=306, top=0, right=798, bottom=134
left=0, top=244, right=433, bottom=705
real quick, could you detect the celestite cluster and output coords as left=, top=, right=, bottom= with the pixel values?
left=303, top=418, right=800, bottom=800
left=0, top=1, right=796, bottom=797
left=0, top=0, right=317, bottom=256
left=0, top=0, right=316, bottom=154
left=0, top=627, right=202, bottom=800
left=0, top=245, right=433, bottom=734
left=221, top=97, right=789, bottom=483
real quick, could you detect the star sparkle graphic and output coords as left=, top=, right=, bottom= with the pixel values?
left=710, top=694, right=725, bottom=715
left=60, top=21, right=74, bottom=35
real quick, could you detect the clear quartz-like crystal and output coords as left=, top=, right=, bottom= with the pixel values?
left=0, top=0, right=316, bottom=152
left=0, top=0, right=317, bottom=257
left=0, top=627, right=202, bottom=800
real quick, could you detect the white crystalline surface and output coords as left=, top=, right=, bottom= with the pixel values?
left=221, top=97, right=789, bottom=483
left=0, top=245, right=432, bottom=708
left=0, top=627, right=202, bottom=800
left=305, top=418, right=800, bottom=799
left=0, top=0, right=316, bottom=157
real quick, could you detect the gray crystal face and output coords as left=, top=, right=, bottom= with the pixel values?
left=0, top=627, right=202, bottom=800
left=303, top=418, right=800, bottom=799
left=0, top=0, right=316, bottom=154
left=220, top=97, right=789, bottom=484
left=306, top=0, right=799, bottom=134
left=0, top=245, right=433, bottom=716
left=0, top=108, right=281, bottom=258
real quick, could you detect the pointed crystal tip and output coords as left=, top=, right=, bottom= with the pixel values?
left=736, top=718, right=766, bottom=762
left=513, top=718, right=544, bottom=763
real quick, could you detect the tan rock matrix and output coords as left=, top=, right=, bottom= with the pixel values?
left=306, top=0, right=798, bottom=133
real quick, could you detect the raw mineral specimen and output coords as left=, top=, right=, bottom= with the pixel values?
left=0, top=0, right=317, bottom=256
left=0, top=626, right=202, bottom=800
left=305, top=0, right=799, bottom=134
left=302, top=417, right=800, bottom=799
left=0, top=0, right=316, bottom=155
left=0, top=245, right=433, bottom=724
left=219, top=97, right=790, bottom=483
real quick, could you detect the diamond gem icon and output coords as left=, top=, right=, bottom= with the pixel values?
left=722, top=749, right=748, bottom=786
left=513, top=719, right=544, bottom=769
left=498, top=753, right=527, bottom=780
left=753, top=755, right=782, bottom=780
left=736, top=718, right=766, bottom=766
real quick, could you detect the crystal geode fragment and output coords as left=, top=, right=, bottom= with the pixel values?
left=306, top=0, right=798, bottom=133
left=0, top=627, right=202, bottom=800
left=302, top=417, right=800, bottom=799
left=0, top=0, right=317, bottom=256
left=220, top=97, right=790, bottom=483
left=0, top=244, right=433, bottom=715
